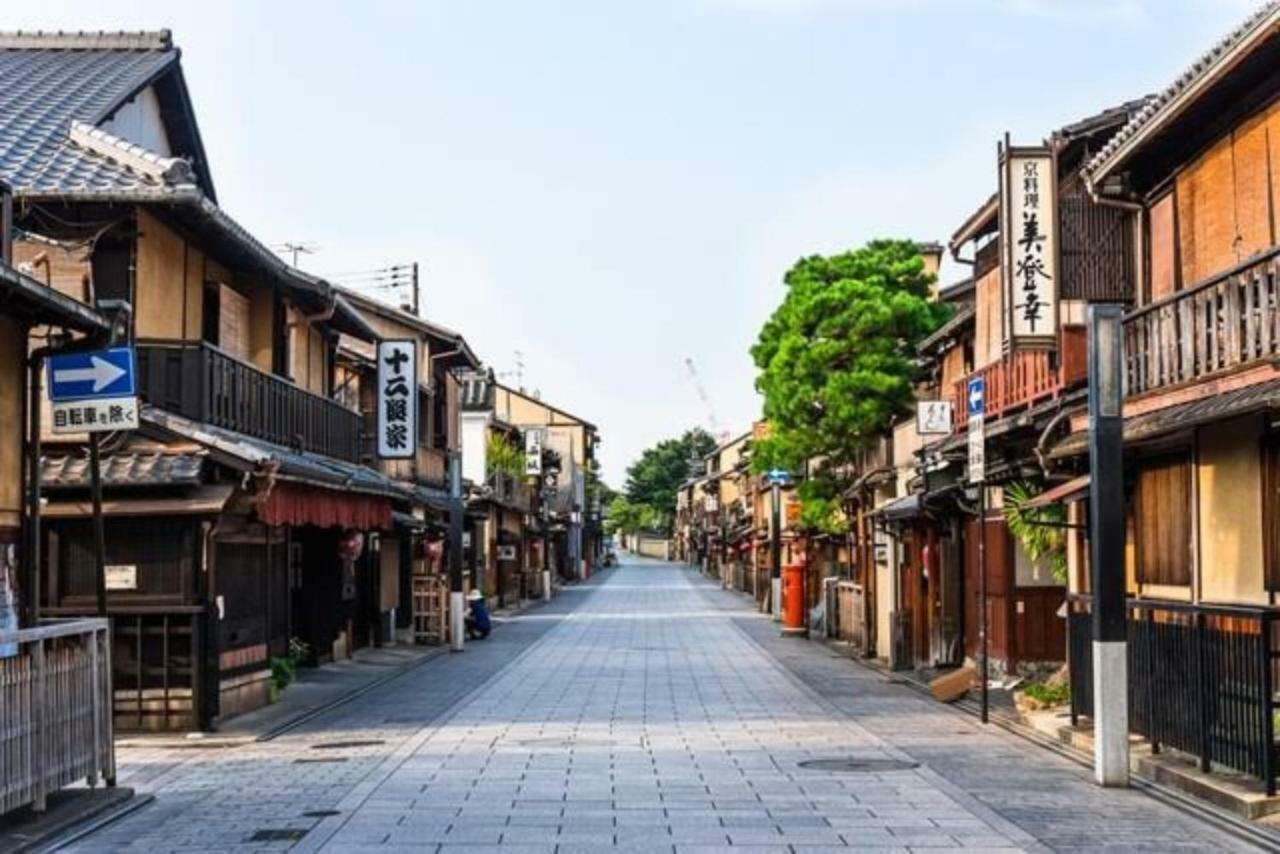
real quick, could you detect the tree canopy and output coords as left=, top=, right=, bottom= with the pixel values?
left=750, top=239, right=948, bottom=531
left=625, top=428, right=716, bottom=516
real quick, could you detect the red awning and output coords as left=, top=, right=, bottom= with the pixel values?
left=259, top=481, right=393, bottom=530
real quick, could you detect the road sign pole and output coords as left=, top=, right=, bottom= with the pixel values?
left=979, top=482, right=988, bottom=724
left=448, top=451, right=465, bottom=653
left=89, top=433, right=108, bottom=618
left=966, top=376, right=988, bottom=725
left=770, top=480, right=782, bottom=622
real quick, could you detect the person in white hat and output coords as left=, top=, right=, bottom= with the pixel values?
left=465, top=588, right=491, bottom=640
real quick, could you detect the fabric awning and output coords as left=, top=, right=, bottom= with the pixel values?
left=259, top=481, right=392, bottom=530
left=1024, top=475, right=1090, bottom=508
left=877, top=493, right=923, bottom=521
left=43, top=484, right=234, bottom=518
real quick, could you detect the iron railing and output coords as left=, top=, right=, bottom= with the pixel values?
left=136, top=339, right=362, bottom=462
left=0, top=618, right=114, bottom=815
left=1068, top=594, right=1279, bottom=793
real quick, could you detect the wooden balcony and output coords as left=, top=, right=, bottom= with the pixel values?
left=1124, top=248, right=1280, bottom=398
left=953, top=330, right=1086, bottom=428
left=136, top=340, right=361, bottom=463
left=487, top=472, right=530, bottom=509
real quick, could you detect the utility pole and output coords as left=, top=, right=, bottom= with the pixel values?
left=448, top=451, right=465, bottom=652
left=1088, top=304, right=1128, bottom=786
left=411, top=262, right=420, bottom=317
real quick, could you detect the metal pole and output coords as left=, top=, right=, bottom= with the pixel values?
left=771, top=481, right=782, bottom=621
left=89, top=434, right=108, bottom=618
left=1088, top=303, right=1128, bottom=786
left=412, top=262, right=420, bottom=318
left=979, top=484, right=988, bottom=724
left=448, top=451, right=464, bottom=652
left=23, top=351, right=42, bottom=627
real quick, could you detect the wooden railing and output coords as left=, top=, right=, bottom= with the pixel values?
left=0, top=618, right=114, bottom=815
left=136, top=340, right=362, bottom=462
left=1068, top=595, right=1279, bottom=794
left=1123, top=249, right=1280, bottom=397
left=954, top=330, right=1086, bottom=428
left=487, top=472, right=530, bottom=509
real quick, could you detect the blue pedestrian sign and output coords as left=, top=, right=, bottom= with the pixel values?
left=966, top=376, right=985, bottom=418
left=48, top=347, right=135, bottom=402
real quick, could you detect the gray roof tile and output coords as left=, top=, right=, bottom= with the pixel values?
left=0, top=38, right=178, bottom=194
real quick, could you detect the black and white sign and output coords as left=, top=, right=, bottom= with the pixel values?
left=916, top=400, right=954, bottom=436
left=105, top=564, right=137, bottom=591
left=497, top=545, right=517, bottom=561
left=51, top=398, right=139, bottom=434
left=377, top=340, right=418, bottom=459
left=1000, top=143, right=1059, bottom=348
left=524, top=429, right=544, bottom=477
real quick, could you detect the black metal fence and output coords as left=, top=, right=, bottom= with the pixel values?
left=137, top=340, right=361, bottom=462
left=1068, top=594, right=1278, bottom=793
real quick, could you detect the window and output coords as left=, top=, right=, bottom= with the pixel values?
left=1148, top=191, right=1177, bottom=302
left=1133, top=453, right=1193, bottom=587
left=1263, top=437, right=1280, bottom=591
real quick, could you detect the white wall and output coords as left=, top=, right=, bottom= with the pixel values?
left=100, top=86, right=172, bottom=155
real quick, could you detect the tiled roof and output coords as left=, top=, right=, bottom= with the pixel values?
left=460, top=373, right=494, bottom=411
left=1083, top=3, right=1280, bottom=184
left=42, top=449, right=206, bottom=488
left=0, top=33, right=180, bottom=195
left=0, top=259, right=108, bottom=331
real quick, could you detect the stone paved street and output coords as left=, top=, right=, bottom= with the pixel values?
left=72, top=557, right=1265, bottom=853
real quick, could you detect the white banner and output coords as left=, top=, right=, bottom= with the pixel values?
left=1001, top=145, right=1058, bottom=347
left=916, top=400, right=954, bottom=436
left=376, top=340, right=417, bottom=459
left=968, top=415, right=986, bottom=484
left=524, top=429, right=544, bottom=476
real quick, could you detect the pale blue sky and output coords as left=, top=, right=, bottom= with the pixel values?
left=10, top=0, right=1260, bottom=484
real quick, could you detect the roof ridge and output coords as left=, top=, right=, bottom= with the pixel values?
left=0, top=30, right=172, bottom=51
left=1084, top=1, right=1280, bottom=183
left=67, top=119, right=195, bottom=186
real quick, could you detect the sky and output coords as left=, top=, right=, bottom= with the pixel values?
left=8, top=0, right=1262, bottom=484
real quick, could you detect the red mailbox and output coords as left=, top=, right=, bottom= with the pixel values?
left=782, top=563, right=807, bottom=637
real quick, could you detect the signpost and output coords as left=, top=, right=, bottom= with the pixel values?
left=916, top=400, right=954, bottom=436
left=376, top=340, right=417, bottom=460
left=999, top=138, right=1060, bottom=349
left=967, top=376, right=989, bottom=723
left=48, top=346, right=140, bottom=618
left=764, top=468, right=791, bottom=623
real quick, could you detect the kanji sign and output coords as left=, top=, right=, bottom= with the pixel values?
left=376, top=340, right=417, bottom=459
left=47, top=346, right=140, bottom=434
left=916, top=400, right=953, bottom=436
left=1000, top=143, right=1059, bottom=348
left=524, top=429, right=544, bottom=477
left=967, top=376, right=986, bottom=484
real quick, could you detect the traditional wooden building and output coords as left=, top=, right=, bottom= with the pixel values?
left=0, top=30, right=424, bottom=730
left=1044, top=4, right=1280, bottom=792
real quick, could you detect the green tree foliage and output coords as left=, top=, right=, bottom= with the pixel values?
left=623, top=428, right=717, bottom=530
left=604, top=495, right=666, bottom=536
left=751, top=240, right=949, bottom=532
left=1003, top=481, right=1068, bottom=583
left=485, top=432, right=524, bottom=479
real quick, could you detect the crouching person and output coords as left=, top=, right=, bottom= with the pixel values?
left=465, top=589, right=491, bottom=640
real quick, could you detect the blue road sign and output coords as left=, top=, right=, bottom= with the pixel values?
left=966, top=376, right=985, bottom=418
left=48, top=346, right=136, bottom=402
left=765, top=468, right=791, bottom=486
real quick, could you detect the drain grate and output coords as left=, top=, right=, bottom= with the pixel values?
left=294, top=757, right=348, bottom=764
left=797, top=758, right=919, bottom=773
left=311, top=739, right=385, bottom=750
left=302, top=809, right=341, bottom=818
left=249, top=829, right=309, bottom=842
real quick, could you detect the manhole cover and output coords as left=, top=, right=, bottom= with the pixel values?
left=294, top=757, right=348, bottom=764
left=302, top=809, right=341, bottom=818
left=311, top=739, right=385, bottom=750
left=797, top=758, right=919, bottom=773
left=249, top=829, right=309, bottom=842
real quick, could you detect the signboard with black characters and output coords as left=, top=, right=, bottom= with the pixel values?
left=376, top=340, right=418, bottom=459
left=999, top=139, right=1059, bottom=349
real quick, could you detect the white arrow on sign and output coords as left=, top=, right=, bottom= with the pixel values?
left=968, top=384, right=983, bottom=411
left=54, top=356, right=126, bottom=392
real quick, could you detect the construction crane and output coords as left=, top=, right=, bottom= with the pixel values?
left=684, top=357, right=729, bottom=444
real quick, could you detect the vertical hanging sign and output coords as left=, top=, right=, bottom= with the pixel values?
left=377, top=339, right=417, bottom=459
left=1000, top=138, right=1059, bottom=349
left=524, top=428, right=544, bottom=477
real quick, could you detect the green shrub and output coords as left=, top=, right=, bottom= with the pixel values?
left=1021, top=681, right=1070, bottom=707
